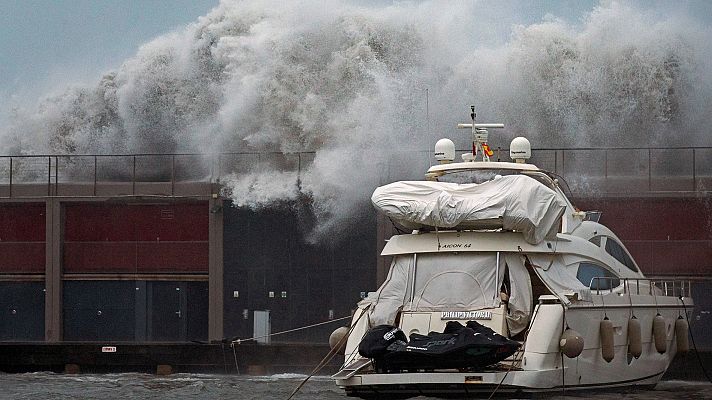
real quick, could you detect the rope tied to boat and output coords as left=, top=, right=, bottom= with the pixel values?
left=486, top=301, right=543, bottom=399
left=286, top=306, right=370, bottom=400
left=680, top=297, right=712, bottom=383
left=228, top=314, right=355, bottom=380
left=229, top=315, right=353, bottom=346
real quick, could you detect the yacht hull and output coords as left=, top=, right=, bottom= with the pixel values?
left=336, top=298, right=690, bottom=399
left=339, top=370, right=660, bottom=398
left=336, top=137, right=695, bottom=399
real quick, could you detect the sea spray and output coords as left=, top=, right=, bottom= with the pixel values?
left=1, top=0, right=710, bottom=240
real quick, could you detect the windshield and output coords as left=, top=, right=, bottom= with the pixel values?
left=437, top=169, right=517, bottom=184
left=437, top=169, right=554, bottom=188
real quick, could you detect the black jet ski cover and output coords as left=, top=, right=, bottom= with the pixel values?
left=379, top=321, right=520, bottom=372
left=358, top=325, right=408, bottom=359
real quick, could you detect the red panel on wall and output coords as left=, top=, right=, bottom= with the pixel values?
left=64, top=203, right=208, bottom=242
left=573, top=197, right=711, bottom=241
left=137, top=242, right=209, bottom=272
left=0, top=203, right=45, bottom=241
left=134, top=203, right=209, bottom=241
left=63, top=242, right=138, bottom=272
left=63, top=242, right=209, bottom=273
left=63, top=202, right=209, bottom=273
left=0, top=243, right=45, bottom=273
left=0, top=203, right=45, bottom=273
left=643, top=241, right=712, bottom=276
left=574, top=196, right=712, bottom=276
left=64, top=204, right=135, bottom=241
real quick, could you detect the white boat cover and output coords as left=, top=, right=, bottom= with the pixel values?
left=369, top=252, right=533, bottom=336
left=370, top=253, right=503, bottom=327
left=502, top=253, right=533, bottom=335
left=527, top=253, right=592, bottom=305
left=371, top=175, right=566, bottom=245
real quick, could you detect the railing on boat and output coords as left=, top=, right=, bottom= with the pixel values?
left=589, top=276, right=692, bottom=297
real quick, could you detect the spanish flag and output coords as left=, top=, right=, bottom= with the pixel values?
left=482, top=143, right=494, bottom=157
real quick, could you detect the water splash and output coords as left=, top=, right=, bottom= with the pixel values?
left=2, top=1, right=710, bottom=240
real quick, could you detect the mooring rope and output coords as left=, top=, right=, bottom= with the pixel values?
left=681, top=297, right=712, bottom=383
left=220, top=342, right=228, bottom=374
left=232, top=342, right=240, bottom=375
left=230, top=315, right=352, bottom=345
left=560, top=304, right=567, bottom=396
left=487, top=299, right=543, bottom=399
left=229, top=315, right=352, bottom=375
left=486, top=347, right=522, bottom=400
left=286, top=306, right=370, bottom=400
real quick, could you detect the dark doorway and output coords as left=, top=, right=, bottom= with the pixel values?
left=63, top=280, right=207, bottom=342
left=691, top=281, right=712, bottom=350
left=0, top=282, right=45, bottom=341
left=148, top=282, right=187, bottom=341
left=63, top=281, right=136, bottom=341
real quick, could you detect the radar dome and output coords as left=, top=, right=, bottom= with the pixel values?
left=434, top=138, right=455, bottom=163
left=510, top=137, right=531, bottom=163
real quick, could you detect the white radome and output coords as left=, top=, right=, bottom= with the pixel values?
left=510, top=136, right=531, bottom=162
left=434, top=138, right=455, bottom=163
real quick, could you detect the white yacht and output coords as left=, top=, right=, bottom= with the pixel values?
left=331, top=107, right=693, bottom=398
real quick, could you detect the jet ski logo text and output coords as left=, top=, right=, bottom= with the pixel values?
left=383, top=328, right=401, bottom=341
left=406, top=338, right=456, bottom=351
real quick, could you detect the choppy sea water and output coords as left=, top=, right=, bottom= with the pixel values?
left=0, top=373, right=710, bottom=400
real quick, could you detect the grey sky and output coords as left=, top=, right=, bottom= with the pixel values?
left=0, top=0, right=219, bottom=97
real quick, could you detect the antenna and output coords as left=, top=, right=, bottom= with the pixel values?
left=426, top=88, right=431, bottom=167
left=426, top=88, right=429, bottom=137
left=457, top=105, right=504, bottom=162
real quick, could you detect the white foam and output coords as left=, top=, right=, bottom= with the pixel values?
left=2, top=1, right=710, bottom=239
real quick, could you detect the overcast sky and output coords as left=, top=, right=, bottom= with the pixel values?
left=1, top=0, right=710, bottom=101
left=0, top=0, right=219, bottom=98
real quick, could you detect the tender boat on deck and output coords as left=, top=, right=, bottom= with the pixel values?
left=331, top=106, right=694, bottom=398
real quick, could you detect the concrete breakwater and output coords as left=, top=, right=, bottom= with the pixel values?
left=0, top=342, right=342, bottom=375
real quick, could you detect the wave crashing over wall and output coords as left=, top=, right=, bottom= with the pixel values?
left=2, top=1, right=710, bottom=240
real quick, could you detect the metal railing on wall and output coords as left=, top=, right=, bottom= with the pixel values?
left=0, top=147, right=710, bottom=198
left=524, top=147, right=712, bottom=195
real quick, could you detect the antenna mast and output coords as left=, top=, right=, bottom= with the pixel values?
left=457, top=105, right=504, bottom=162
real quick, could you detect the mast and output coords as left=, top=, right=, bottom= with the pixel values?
left=456, top=106, right=503, bottom=162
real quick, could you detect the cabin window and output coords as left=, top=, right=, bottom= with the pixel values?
left=576, top=262, right=620, bottom=290
left=604, top=238, right=638, bottom=272
left=589, top=235, right=602, bottom=246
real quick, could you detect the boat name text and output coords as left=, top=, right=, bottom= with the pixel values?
left=440, top=243, right=472, bottom=249
left=441, top=311, right=492, bottom=320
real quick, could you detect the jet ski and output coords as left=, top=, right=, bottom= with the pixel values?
left=359, top=321, right=520, bottom=372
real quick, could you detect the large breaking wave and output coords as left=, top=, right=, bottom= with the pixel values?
left=2, top=1, right=710, bottom=239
